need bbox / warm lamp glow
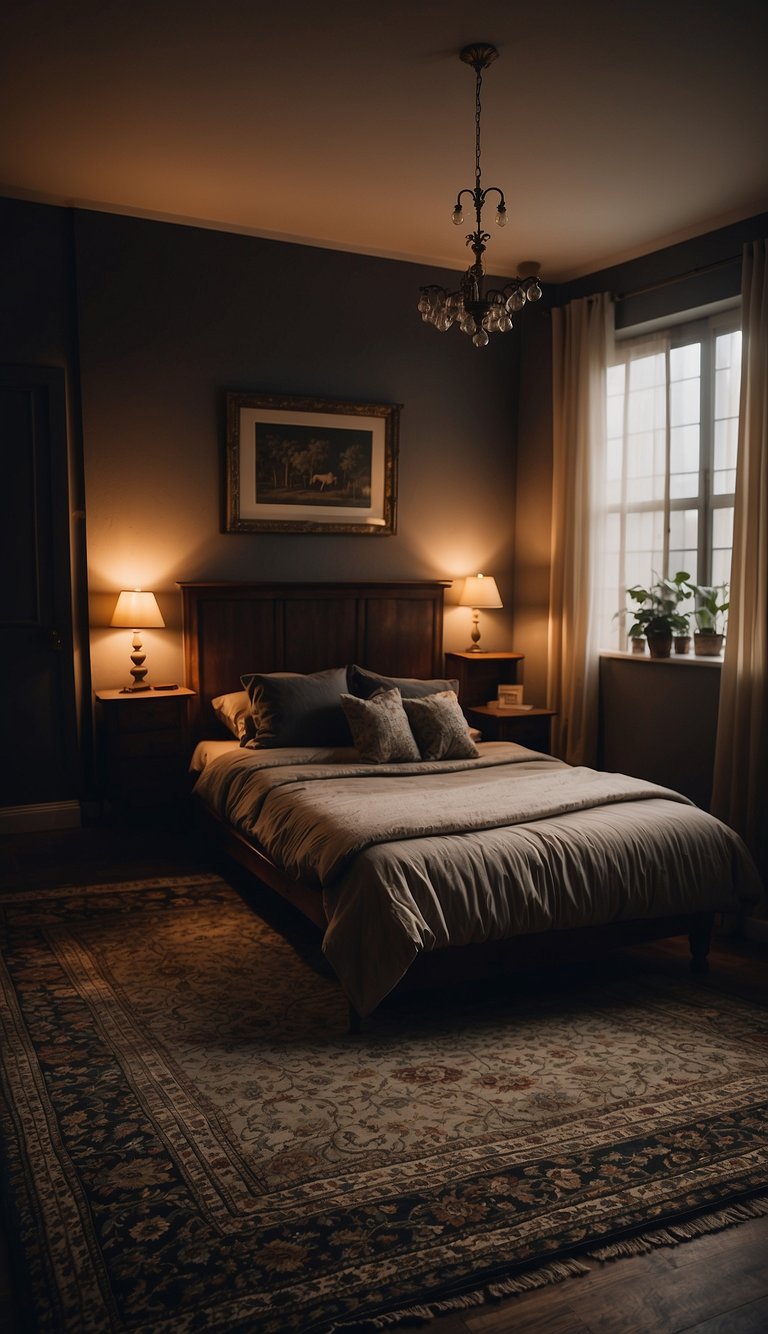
[110,590,165,629]
[459,573,502,652]
[110,589,165,690]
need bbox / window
[595,311,741,650]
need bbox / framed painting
[224,392,400,534]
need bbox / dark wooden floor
[1,814,766,1333]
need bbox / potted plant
[690,583,729,656]
[623,571,691,659]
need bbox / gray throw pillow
[241,667,351,748]
[340,688,421,763]
[347,663,460,700]
[403,691,480,761]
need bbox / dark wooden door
[0,365,79,807]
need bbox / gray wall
[71,210,521,687]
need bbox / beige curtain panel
[548,292,613,766]
[711,240,768,893]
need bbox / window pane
[669,508,698,555]
[716,329,742,371]
[670,342,700,380]
[715,363,741,420]
[626,429,666,502]
[670,378,700,427]
[712,506,733,552]
[711,528,732,589]
[670,424,700,476]
[714,416,738,473]
[625,510,664,587]
[629,352,664,389]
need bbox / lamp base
[464,644,489,653]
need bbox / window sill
[599,650,723,667]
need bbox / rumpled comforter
[193,742,762,1015]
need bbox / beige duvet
[192,742,762,1015]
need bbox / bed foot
[348,1004,362,1035]
[688,914,713,974]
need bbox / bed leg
[689,913,713,974]
[348,1004,362,1036]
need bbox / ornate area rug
[1,876,767,1332]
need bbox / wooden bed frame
[180,580,713,1026]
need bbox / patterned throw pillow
[403,690,480,761]
[340,688,421,763]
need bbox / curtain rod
[617,254,741,301]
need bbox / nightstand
[465,703,557,753]
[95,687,195,807]
[445,651,525,709]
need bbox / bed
[181,580,762,1025]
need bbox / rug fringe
[332,1257,591,1329]
[331,1196,768,1331]
[587,1194,768,1261]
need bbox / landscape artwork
[254,422,373,509]
[224,392,399,534]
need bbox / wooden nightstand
[95,687,195,807]
[465,703,557,753]
[444,651,525,709]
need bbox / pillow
[347,663,460,700]
[403,690,480,761]
[241,667,351,748]
[210,690,254,740]
[340,688,421,763]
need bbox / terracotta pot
[647,631,672,659]
[694,632,724,657]
[674,635,691,655]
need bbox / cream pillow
[211,690,253,741]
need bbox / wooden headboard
[179,580,451,741]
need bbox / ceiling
[2,0,767,283]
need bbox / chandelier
[418,43,542,347]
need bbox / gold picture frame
[224,391,400,535]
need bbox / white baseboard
[742,915,768,944]
[0,801,82,834]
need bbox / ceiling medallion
[418,43,542,347]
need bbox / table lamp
[459,574,502,652]
[111,589,165,691]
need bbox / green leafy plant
[623,571,692,641]
[690,582,729,635]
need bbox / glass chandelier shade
[418,44,542,347]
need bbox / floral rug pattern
[1,876,767,1331]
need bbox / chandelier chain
[417,43,543,347]
[475,66,483,192]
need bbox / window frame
[605,306,740,651]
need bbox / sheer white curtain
[599,332,672,652]
[548,293,613,765]
[711,239,768,890]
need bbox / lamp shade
[110,590,165,628]
[459,574,502,609]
